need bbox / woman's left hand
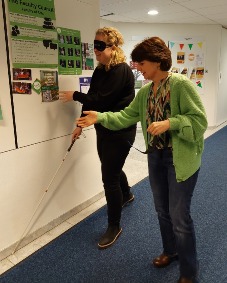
[147,120,170,135]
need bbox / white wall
[101,19,227,128]
[216,28,227,125]
[0,0,102,258]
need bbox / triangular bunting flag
[179,44,184,50]
[196,81,202,88]
[169,42,175,49]
[188,44,193,50]
[197,42,203,49]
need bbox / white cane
[12,139,76,254]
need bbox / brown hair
[95,27,126,70]
[131,37,172,71]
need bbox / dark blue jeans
[148,148,199,279]
[96,127,136,226]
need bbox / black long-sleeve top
[73,62,136,133]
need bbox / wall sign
[8,0,58,68]
[57,27,82,75]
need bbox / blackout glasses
[94,40,112,51]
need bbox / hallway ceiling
[100,0,227,28]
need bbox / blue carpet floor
[1,127,227,283]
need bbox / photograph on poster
[74,37,80,45]
[66,35,73,44]
[12,82,32,94]
[177,52,185,64]
[60,59,66,68]
[170,67,180,73]
[75,48,80,56]
[196,67,204,79]
[190,68,196,79]
[68,60,74,68]
[13,68,32,80]
[181,67,188,76]
[58,34,65,44]
[188,53,195,61]
[68,48,73,56]
[59,47,65,56]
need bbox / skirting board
[0,191,105,261]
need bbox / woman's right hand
[59,91,74,102]
[72,127,82,141]
[76,111,98,128]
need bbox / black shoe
[98,225,122,249]
[122,192,134,207]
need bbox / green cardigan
[97,73,208,182]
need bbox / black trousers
[96,127,136,225]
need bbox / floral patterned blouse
[146,73,172,149]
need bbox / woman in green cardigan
[77,37,208,283]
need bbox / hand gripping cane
[12,139,76,254]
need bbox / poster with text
[57,27,82,75]
[40,70,59,102]
[81,43,94,70]
[79,77,91,94]
[169,39,205,94]
[8,0,58,68]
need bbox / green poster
[8,0,58,68]
[85,58,94,70]
[32,78,41,94]
[8,0,56,19]
[0,105,3,120]
[57,27,82,75]
[40,70,59,102]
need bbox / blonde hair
[95,27,126,71]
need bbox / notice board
[1,0,99,148]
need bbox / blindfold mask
[94,40,112,51]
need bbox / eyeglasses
[94,40,112,51]
[128,136,159,154]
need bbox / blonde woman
[59,27,136,249]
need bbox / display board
[1,0,99,148]
[169,37,206,95]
